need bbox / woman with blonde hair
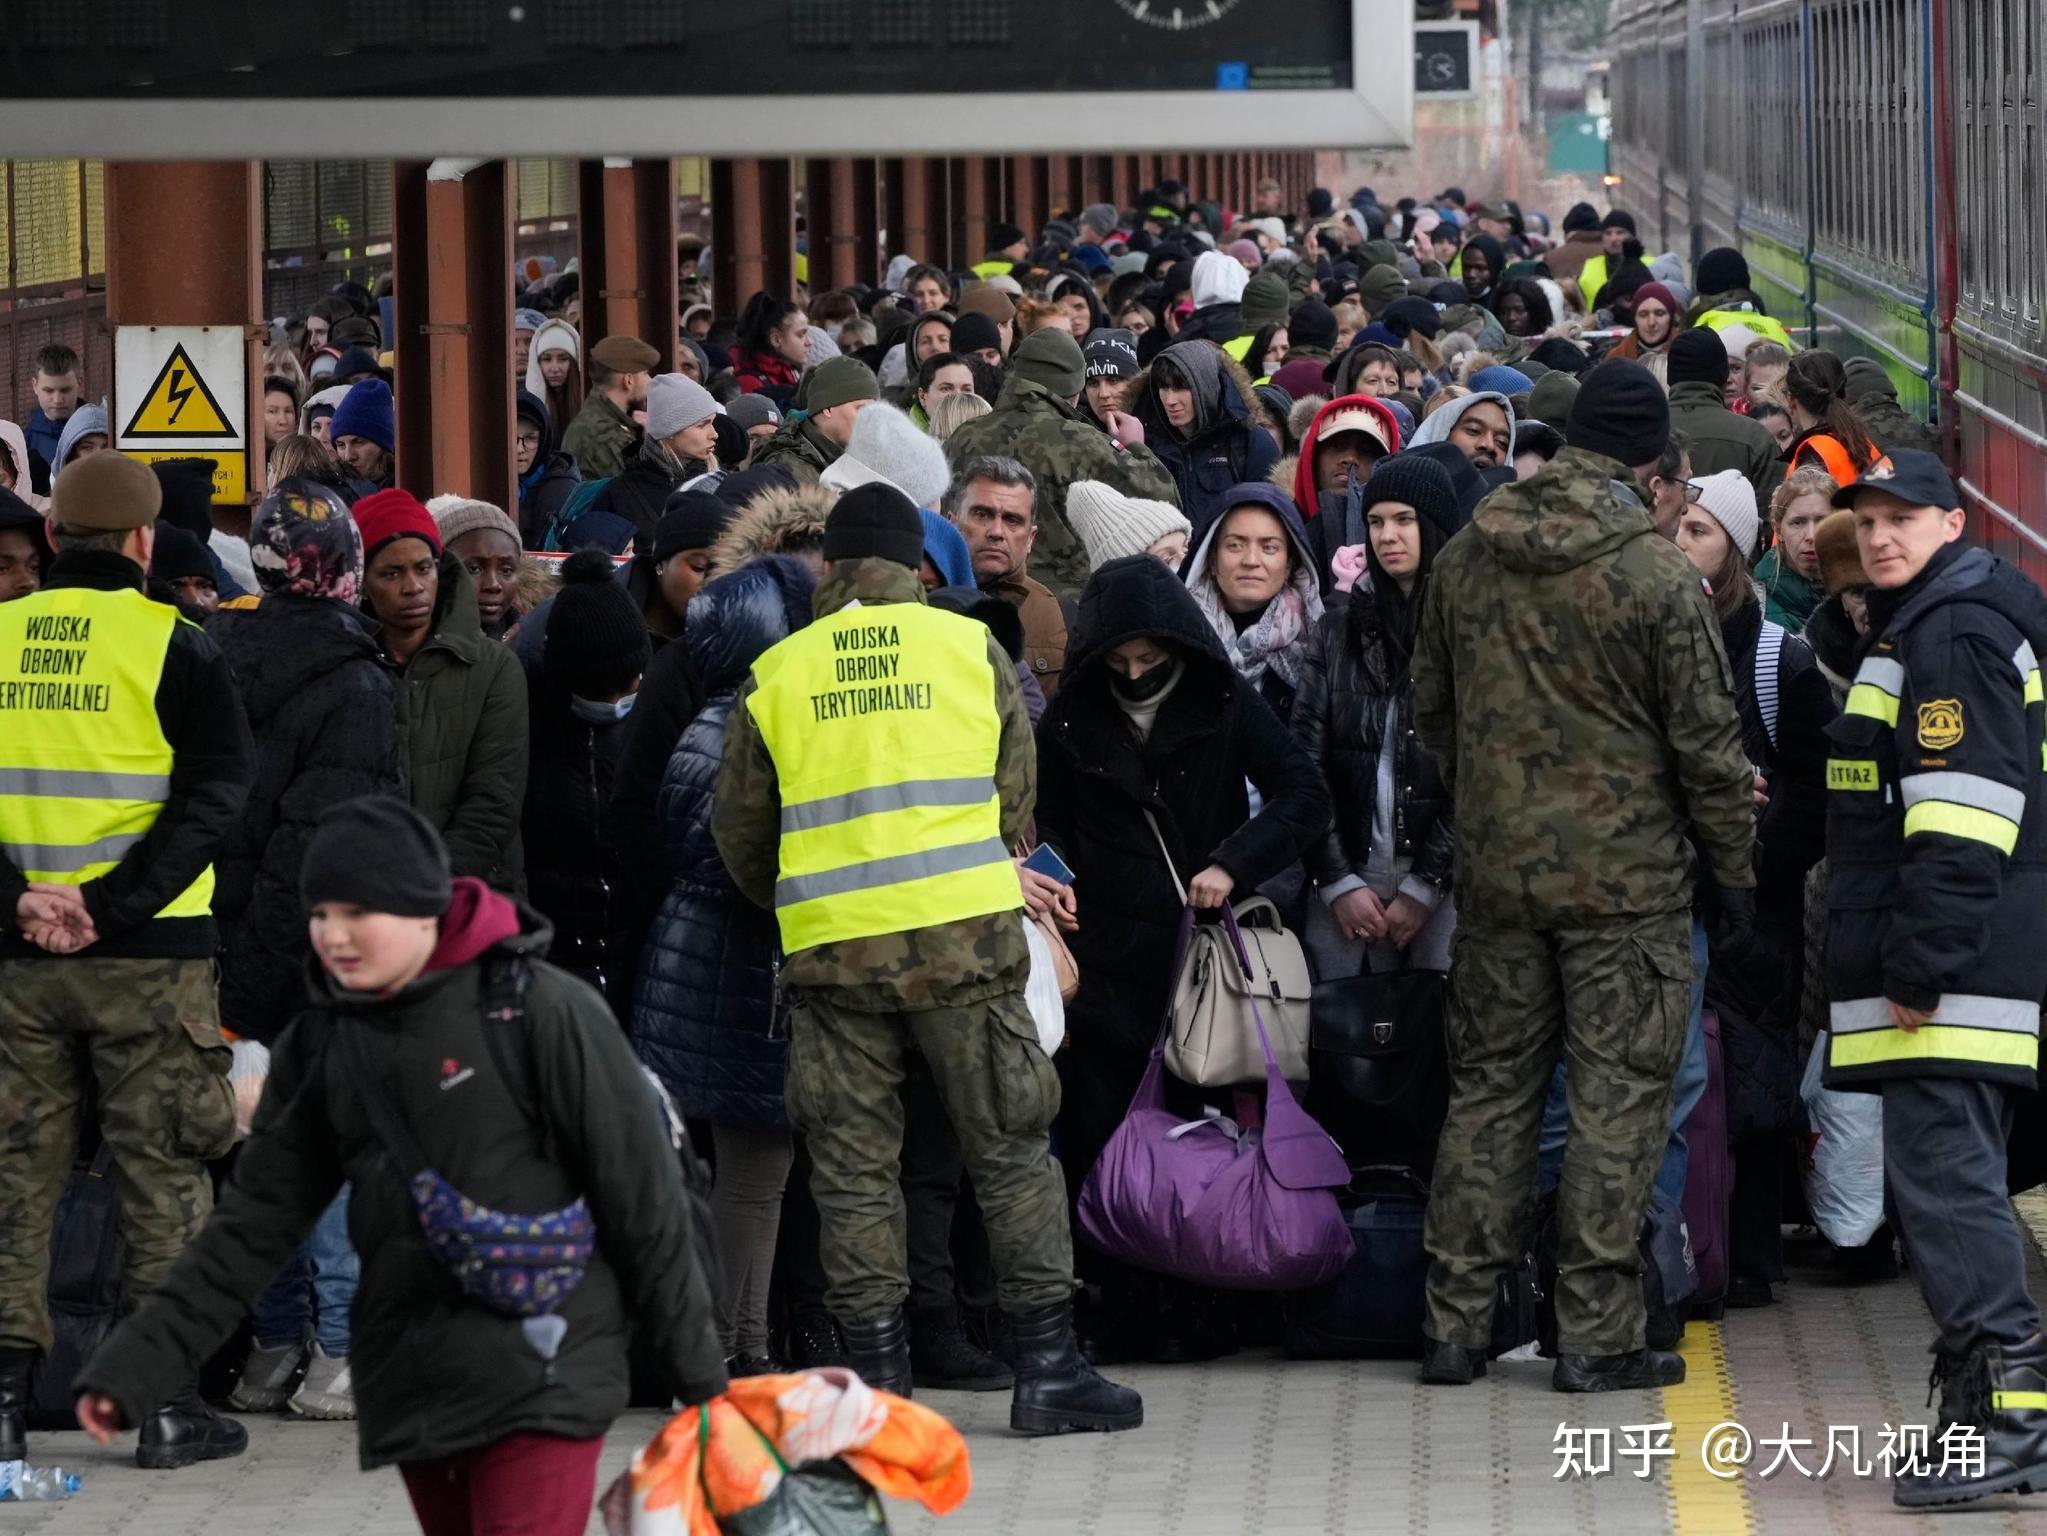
[926,390,992,441]
[1756,465,1835,632]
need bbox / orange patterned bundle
[600,1368,972,1535]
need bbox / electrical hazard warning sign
[123,343,237,438]
[115,325,248,504]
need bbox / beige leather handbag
[1145,811,1312,1086]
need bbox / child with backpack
[74,796,727,1536]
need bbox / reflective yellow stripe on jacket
[1828,994,2042,1073]
[0,586,213,918]
[746,602,1019,953]
[1844,654,1904,726]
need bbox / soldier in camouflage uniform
[1844,356,1941,457]
[712,483,1141,1435]
[942,326,1180,602]
[749,356,880,487]
[0,453,254,1467]
[1410,362,1755,1393]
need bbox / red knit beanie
[351,488,443,561]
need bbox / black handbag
[1305,968,1449,1179]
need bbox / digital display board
[0,1,1413,155]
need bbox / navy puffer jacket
[631,556,817,1125]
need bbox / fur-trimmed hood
[512,555,560,621]
[704,481,839,581]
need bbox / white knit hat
[819,402,950,508]
[644,373,720,440]
[1065,480,1192,570]
[1688,468,1761,560]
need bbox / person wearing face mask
[1182,482,1325,723]
[1130,339,1281,532]
[1407,389,1516,472]
[523,548,652,1015]
[1035,553,1328,1362]
[355,490,529,892]
[1296,456,1462,986]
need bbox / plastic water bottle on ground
[0,1459,83,1500]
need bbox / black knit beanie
[1565,360,1671,469]
[1288,299,1339,352]
[1668,327,1730,389]
[1362,453,1461,544]
[1694,246,1750,296]
[544,548,652,697]
[302,795,451,917]
[653,490,733,563]
[822,482,925,570]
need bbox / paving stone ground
[8,1214,2046,1536]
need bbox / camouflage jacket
[1413,446,1755,928]
[1854,394,1940,457]
[712,559,1034,1011]
[748,417,840,485]
[942,377,1180,603]
[559,392,635,481]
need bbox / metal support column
[805,157,852,293]
[712,159,795,309]
[390,159,514,509]
[1011,156,1047,238]
[951,156,1003,266]
[1112,155,1137,213]
[885,157,948,269]
[104,160,263,519]
[578,158,678,368]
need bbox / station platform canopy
[0,0,1413,156]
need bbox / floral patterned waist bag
[337,955,596,1360]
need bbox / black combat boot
[1552,1347,1687,1393]
[839,1310,913,1398]
[136,1388,249,1470]
[0,1350,32,1462]
[1007,1300,1143,1436]
[1419,1337,1487,1386]
[1895,1337,2047,1507]
[783,1311,848,1369]
[910,1306,1012,1392]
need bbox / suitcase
[1682,1006,1733,1306]
[1282,1167,1428,1359]
[28,1146,125,1429]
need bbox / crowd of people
[1,171,2043,1531]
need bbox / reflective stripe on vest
[1579,253,1609,309]
[0,586,214,919]
[1844,654,1904,726]
[1901,771,2026,853]
[1829,994,2042,1073]
[746,602,1019,953]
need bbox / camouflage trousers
[784,990,1074,1322]
[0,958,236,1353]
[1422,914,1692,1354]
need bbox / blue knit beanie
[330,377,396,454]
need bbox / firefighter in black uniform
[1822,449,2047,1507]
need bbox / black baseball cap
[1832,449,1960,510]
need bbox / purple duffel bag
[1078,905,1354,1292]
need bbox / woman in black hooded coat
[632,555,816,1373]
[1035,555,1328,1361]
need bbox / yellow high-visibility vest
[970,259,1012,280]
[1221,333,1255,365]
[1580,253,1611,309]
[0,585,214,918]
[1694,308,1797,352]
[746,601,1019,953]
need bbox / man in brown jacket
[944,454,1074,699]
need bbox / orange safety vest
[1790,433,1880,488]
